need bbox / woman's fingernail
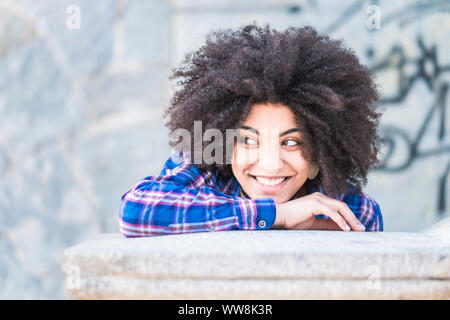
[360,224,365,231]
[345,225,350,231]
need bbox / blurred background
[0,0,449,299]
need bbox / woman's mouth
[250,175,291,193]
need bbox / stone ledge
[63,278,450,300]
[62,218,450,299]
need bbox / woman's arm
[272,187,383,232]
[118,157,276,237]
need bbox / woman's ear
[308,163,319,180]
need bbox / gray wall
[0,0,449,299]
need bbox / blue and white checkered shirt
[119,152,383,237]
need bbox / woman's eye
[240,137,257,145]
[282,139,299,147]
[238,136,299,147]
[245,137,258,145]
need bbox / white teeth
[255,176,286,186]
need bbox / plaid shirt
[119,152,383,237]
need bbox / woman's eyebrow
[280,128,299,136]
[240,126,298,137]
[240,125,259,135]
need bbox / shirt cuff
[233,197,276,230]
[253,198,276,229]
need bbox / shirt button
[210,225,216,231]
[258,220,267,228]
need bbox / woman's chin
[272,196,290,204]
[248,191,290,204]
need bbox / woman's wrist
[272,202,286,228]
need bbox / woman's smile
[250,174,292,193]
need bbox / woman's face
[231,103,312,204]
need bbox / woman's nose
[256,143,283,171]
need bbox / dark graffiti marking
[338,2,450,214]
[368,37,450,214]
[322,0,450,214]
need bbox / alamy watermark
[66,5,81,30]
[365,264,381,290]
[171,121,288,166]
[366,5,381,30]
[62,264,81,290]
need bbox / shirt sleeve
[345,191,383,232]
[362,196,383,232]
[118,156,276,237]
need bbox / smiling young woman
[118,24,383,237]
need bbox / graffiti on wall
[319,0,450,214]
[369,37,450,214]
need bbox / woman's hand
[273,192,366,231]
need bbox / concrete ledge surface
[62,218,450,299]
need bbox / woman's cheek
[234,146,258,166]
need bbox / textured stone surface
[64,278,450,300]
[0,0,171,299]
[62,218,450,299]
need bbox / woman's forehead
[239,125,300,137]
[242,103,299,131]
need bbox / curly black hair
[164,23,382,198]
